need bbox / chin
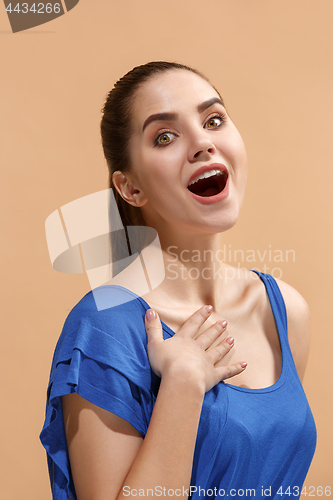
[188,211,240,237]
[211,200,243,234]
[214,216,239,235]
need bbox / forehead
[131,70,220,127]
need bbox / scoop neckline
[135,271,287,394]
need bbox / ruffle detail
[40,306,155,499]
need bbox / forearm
[117,373,205,499]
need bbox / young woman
[40,62,316,500]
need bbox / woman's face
[124,69,248,236]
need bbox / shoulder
[65,285,147,331]
[274,277,311,381]
[54,286,149,365]
[47,285,153,414]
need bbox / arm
[275,278,311,382]
[62,307,247,500]
[62,376,203,500]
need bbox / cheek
[224,122,247,160]
[138,147,184,188]
[227,132,248,171]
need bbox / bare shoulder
[274,277,311,382]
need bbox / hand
[145,306,247,394]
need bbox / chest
[160,304,283,390]
[190,378,317,491]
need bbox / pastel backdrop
[1,1,332,498]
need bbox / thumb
[145,309,163,343]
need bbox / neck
[151,229,243,310]
[108,225,247,311]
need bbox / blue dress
[40,272,316,499]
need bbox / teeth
[188,169,224,186]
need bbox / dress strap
[251,271,288,339]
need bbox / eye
[205,115,225,129]
[154,131,175,147]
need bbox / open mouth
[187,170,228,197]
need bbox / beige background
[1,1,332,498]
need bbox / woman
[40,62,316,500]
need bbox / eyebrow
[197,97,225,113]
[142,97,225,132]
[142,112,178,132]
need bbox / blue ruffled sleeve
[40,286,158,500]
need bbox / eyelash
[154,130,175,147]
[206,114,227,129]
[153,113,226,147]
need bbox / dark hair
[100,62,220,273]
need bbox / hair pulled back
[100,61,210,228]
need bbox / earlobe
[112,171,148,207]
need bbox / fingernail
[219,320,228,328]
[146,309,157,321]
[205,305,213,313]
[225,336,234,345]
[240,362,247,368]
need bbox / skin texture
[62,69,311,500]
[113,70,248,236]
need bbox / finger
[196,321,228,350]
[216,361,247,382]
[206,335,234,363]
[178,305,213,338]
[145,309,163,345]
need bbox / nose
[187,130,216,163]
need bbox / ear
[112,171,148,207]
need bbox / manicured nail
[225,336,234,345]
[240,362,247,368]
[146,309,157,321]
[219,320,228,328]
[205,305,213,313]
